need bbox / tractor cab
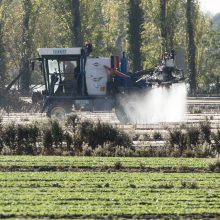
[37,47,89,118]
[36,47,115,119]
[38,48,84,98]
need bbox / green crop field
[0,156,215,168]
[1,172,220,218]
[0,156,220,219]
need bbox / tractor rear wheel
[115,104,129,124]
[115,100,139,124]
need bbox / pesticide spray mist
[120,83,187,124]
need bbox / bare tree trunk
[71,0,83,47]
[186,0,197,95]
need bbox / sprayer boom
[134,50,185,88]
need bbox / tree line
[0,0,219,95]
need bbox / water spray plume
[121,83,187,124]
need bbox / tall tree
[80,0,128,56]
[159,0,184,52]
[71,0,82,47]
[20,0,41,94]
[0,0,11,91]
[159,0,167,51]
[52,0,83,47]
[128,0,144,72]
[20,0,34,94]
[166,0,185,50]
[186,0,197,95]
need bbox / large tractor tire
[47,104,71,121]
[115,100,138,124]
[115,104,129,124]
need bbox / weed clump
[153,131,162,141]
[168,128,187,155]
[51,120,63,147]
[158,182,174,189]
[104,183,110,188]
[180,180,198,189]
[200,120,211,144]
[2,123,17,153]
[42,128,53,155]
[167,121,216,158]
[0,114,133,156]
[129,184,136,188]
[114,161,123,170]
[1,123,39,155]
[211,131,220,158]
[208,161,220,172]
[77,120,132,149]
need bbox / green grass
[0,156,215,168]
[0,172,219,218]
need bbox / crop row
[0,156,216,169]
[0,172,219,218]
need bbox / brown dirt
[0,213,219,219]
[0,165,213,173]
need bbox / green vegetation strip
[0,156,215,169]
[0,172,219,218]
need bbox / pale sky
[199,0,220,14]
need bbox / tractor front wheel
[47,105,70,121]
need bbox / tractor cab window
[48,60,77,74]
[48,60,60,74]
[47,59,79,96]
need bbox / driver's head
[65,62,75,73]
[64,62,75,81]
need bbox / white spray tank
[85,58,111,95]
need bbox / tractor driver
[162,51,175,81]
[62,61,78,95]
